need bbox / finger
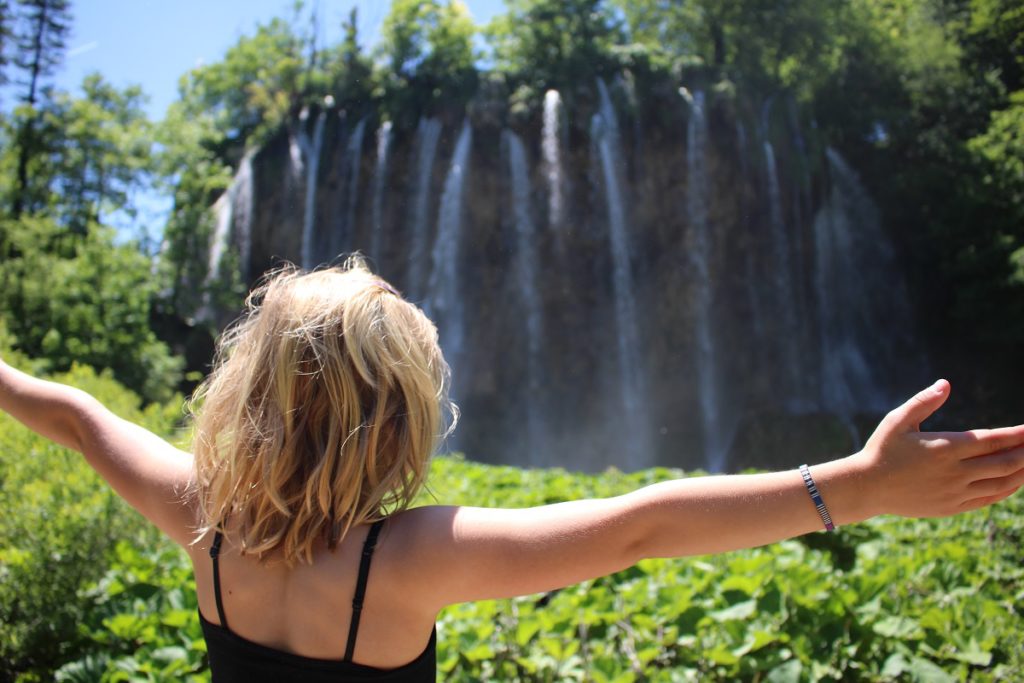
[959,485,1021,512]
[965,461,1024,497]
[885,380,950,431]
[937,424,1024,459]
[962,446,1024,479]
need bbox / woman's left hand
[854,379,1024,518]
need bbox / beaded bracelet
[799,464,836,532]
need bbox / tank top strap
[344,519,385,662]
[209,530,229,630]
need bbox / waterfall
[207,185,233,281]
[542,89,565,230]
[407,118,443,298]
[329,117,366,259]
[233,152,255,281]
[215,85,929,473]
[735,122,766,341]
[370,120,393,262]
[685,92,732,472]
[297,107,327,269]
[592,79,650,468]
[427,121,473,374]
[207,150,254,281]
[288,130,304,179]
[199,151,256,322]
[815,148,912,431]
[763,139,806,408]
[505,130,545,464]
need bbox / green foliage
[0,71,161,250]
[969,90,1024,209]
[958,0,1023,93]
[0,362,182,682]
[54,541,206,683]
[153,100,235,318]
[8,0,72,106]
[6,0,73,220]
[0,102,55,215]
[425,457,1024,681]
[44,74,154,234]
[0,432,1020,681]
[0,0,11,96]
[613,0,857,100]
[487,0,625,105]
[0,217,183,403]
[176,17,308,147]
[0,70,184,405]
[829,0,1024,378]
[321,8,375,114]
[378,0,478,123]
[13,453,1018,681]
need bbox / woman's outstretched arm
[393,380,1024,609]
[0,357,195,545]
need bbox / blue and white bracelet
[799,464,836,532]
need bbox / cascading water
[763,138,806,408]
[407,118,443,298]
[296,107,327,269]
[329,117,366,259]
[207,185,234,282]
[199,151,255,322]
[592,79,650,468]
[427,121,473,376]
[684,91,733,472]
[542,89,565,230]
[505,130,545,464]
[814,148,914,439]
[735,122,766,341]
[207,150,254,282]
[219,85,924,473]
[288,129,304,182]
[370,120,393,262]
[232,152,255,281]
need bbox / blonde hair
[189,255,456,564]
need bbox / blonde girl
[2,256,1023,681]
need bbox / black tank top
[199,520,436,682]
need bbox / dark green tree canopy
[378,0,478,121]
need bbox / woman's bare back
[188,516,437,670]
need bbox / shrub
[0,362,182,682]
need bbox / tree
[378,0,478,122]
[0,216,183,403]
[10,0,71,218]
[46,74,153,234]
[957,0,1023,94]
[177,17,307,147]
[1,73,156,234]
[323,7,374,112]
[0,0,12,97]
[613,0,855,101]
[153,98,233,317]
[487,0,624,92]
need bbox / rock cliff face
[208,79,923,472]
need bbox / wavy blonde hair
[189,256,456,564]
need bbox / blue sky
[54,0,507,120]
